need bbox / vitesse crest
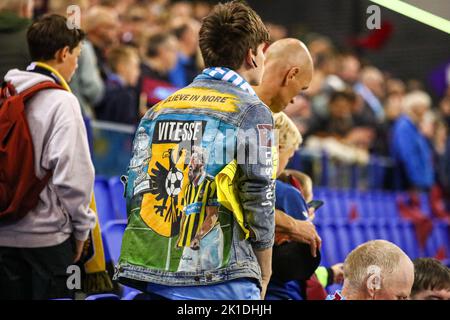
[131,120,206,238]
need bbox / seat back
[108,176,127,220]
[94,177,115,227]
[102,219,127,264]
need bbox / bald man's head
[342,240,414,300]
[256,38,313,113]
[265,38,313,71]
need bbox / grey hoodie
[0,70,96,248]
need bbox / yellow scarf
[215,160,250,239]
[35,62,112,293]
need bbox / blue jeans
[146,278,260,300]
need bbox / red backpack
[0,81,64,225]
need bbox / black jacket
[0,12,31,81]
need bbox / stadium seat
[361,219,377,242]
[109,176,127,220]
[94,177,115,227]
[312,187,331,224]
[85,293,121,300]
[317,222,340,266]
[349,222,366,249]
[385,220,404,248]
[425,221,450,258]
[374,218,391,242]
[382,192,399,220]
[355,192,374,219]
[335,222,352,262]
[338,189,357,221]
[398,221,421,259]
[326,188,343,219]
[315,224,328,266]
[122,289,143,300]
[419,192,432,217]
[102,219,127,264]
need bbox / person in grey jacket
[0,14,96,300]
[0,0,33,81]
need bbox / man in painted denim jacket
[115,1,275,300]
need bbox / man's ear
[283,67,300,86]
[366,272,382,299]
[245,48,256,69]
[55,46,71,63]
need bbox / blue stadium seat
[327,188,344,219]
[355,192,375,219]
[109,176,127,220]
[385,220,404,248]
[425,222,440,257]
[419,192,432,217]
[335,222,352,262]
[338,189,357,221]
[85,293,121,300]
[398,221,421,259]
[315,223,328,267]
[102,219,127,264]
[317,222,340,266]
[313,187,331,224]
[122,289,143,300]
[382,192,399,220]
[94,177,115,227]
[425,221,450,258]
[374,218,391,242]
[362,219,378,242]
[349,222,366,249]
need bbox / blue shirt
[266,180,309,300]
[390,115,434,190]
[326,290,345,300]
[275,180,309,221]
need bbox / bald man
[256,38,321,266]
[328,240,415,300]
[255,38,314,113]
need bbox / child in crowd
[96,45,141,125]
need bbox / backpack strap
[0,81,17,101]
[20,81,65,102]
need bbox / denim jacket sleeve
[235,103,275,250]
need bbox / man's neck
[38,60,67,82]
[254,85,274,107]
[341,286,366,300]
[235,66,257,87]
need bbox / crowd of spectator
[1,0,448,198]
[0,0,449,301]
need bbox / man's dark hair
[172,24,189,40]
[27,14,85,61]
[199,0,270,70]
[412,258,450,295]
[329,89,357,104]
[146,33,172,58]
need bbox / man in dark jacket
[0,0,33,80]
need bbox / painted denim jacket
[115,76,276,288]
